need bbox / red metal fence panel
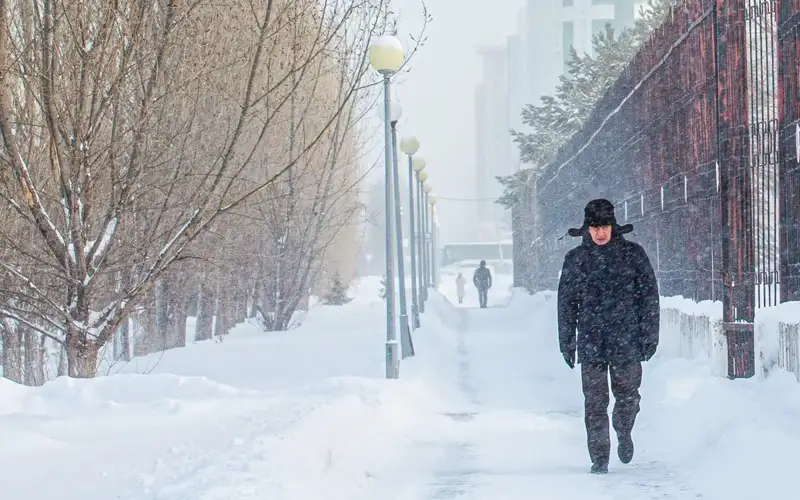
[515,0,800,378]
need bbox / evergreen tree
[323,272,352,305]
[497,0,673,209]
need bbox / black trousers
[477,288,488,308]
[580,362,642,464]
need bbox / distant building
[525,0,640,107]
[474,46,509,234]
[472,0,644,240]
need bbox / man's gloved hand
[561,350,575,369]
[642,341,658,361]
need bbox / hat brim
[568,223,634,237]
[588,217,616,227]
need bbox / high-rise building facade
[472,0,643,239]
[526,0,640,106]
[474,46,510,240]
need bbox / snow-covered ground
[1,276,800,499]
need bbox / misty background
[360,0,643,271]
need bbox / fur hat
[567,198,633,237]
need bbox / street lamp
[418,171,430,300]
[429,194,439,288]
[423,181,433,288]
[400,138,421,329]
[411,156,427,312]
[369,34,404,380]
[384,104,414,360]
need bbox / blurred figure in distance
[472,260,492,309]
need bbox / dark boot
[617,432,634,464]
[590,460,608,474]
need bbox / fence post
[777,0,800,302]
[715,0,756,378]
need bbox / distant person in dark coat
[473,260,492,308]
[557,199,660,474]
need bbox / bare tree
[0,0,405,378]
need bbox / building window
[563,0,573,5]
[562,21,574,72]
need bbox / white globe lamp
[369,35,405,73]
[400,136,420,156]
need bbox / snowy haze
[388,0,529,244]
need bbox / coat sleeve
[557,250,580,355]
[634,245,660,345]
[487,269,493,288]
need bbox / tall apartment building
[526,0,639,107]
[474,46,510,240]
[473,0,642,239]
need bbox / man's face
[588,225,612,245]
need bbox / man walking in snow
[473,260,492,308]
[557,199,660,474]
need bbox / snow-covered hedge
[658,296,727,377]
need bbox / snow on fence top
[660,295,723,321]
[756,301,800,325]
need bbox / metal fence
[778,0,800,302]
[515,0,800,378]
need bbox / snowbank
[658,296,726,377]
[497,289,800,497]
[756,300,800,379]
[639,359,800,498]
[0,276,461,500]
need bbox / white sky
[377,0,528,243]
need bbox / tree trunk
[23,326,36,386]
[35,335,46,385]
[214,296,230,337]
[172,298,187,348]
[114,319,131,362]
[1,321,23,383]
[155,278,170,350]
[57,344,68,377]
[65,329,99,378]
[234,283,247,323]
[298,286,310,311]
[135,301,158,356]
[195,277,214,341]
[249,281,260,318]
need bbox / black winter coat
[557,229,659,364]
[473,267,492,290]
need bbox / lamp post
[418,171,429,302]
[369,35,404,380]
[383,103,414,359]
[413,161,427,310]
[429,194,438,287]
[400,138,422,329]
[423,181,433,288]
